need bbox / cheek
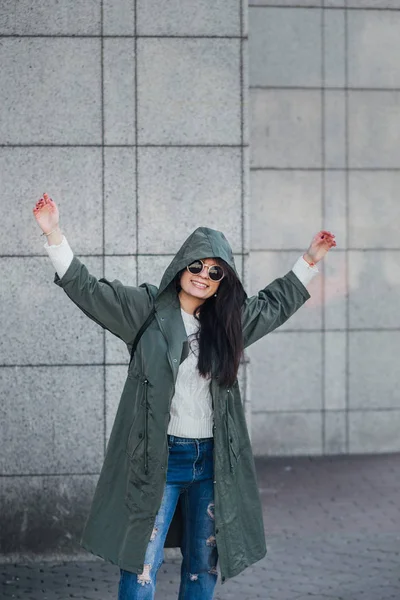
[180,271,191,290]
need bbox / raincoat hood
[157,227,241,300]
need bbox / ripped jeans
[118,435,218,600]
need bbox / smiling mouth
[191,280,209,289]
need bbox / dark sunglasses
[186,260,225,282]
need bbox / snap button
[215,528,219,534]
[138,433,143,438]
[173,358,177,363]
[227,389,230,393]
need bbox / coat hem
[220,547,267,583]
[80,538,267,582]
[80,539,142,575]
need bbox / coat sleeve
[54,255,153,344]
[242,270,311,349]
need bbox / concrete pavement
[2,454,400,600]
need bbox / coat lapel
[155,301,189,383]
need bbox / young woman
[33,193,336,600]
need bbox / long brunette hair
[177,259,246,388]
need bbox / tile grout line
[101,0,107,459]
[0,34,247,39]
[250,167,400,171]
[4,248,400,259]
[248,4,400,11]
[344,0,350,454]
[0,143,248,148]
[0,472,102,478]
[235,248,400,252]
[240,0,245,286]
[251,85,400,91]
[252,407,400,415]
[321,0,326,455]
[0,364,130,368]
[6,145,400,153]
[240,0,247,418]
[135,0,139,283]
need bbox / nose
[199,266,209,279]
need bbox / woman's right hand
[33,193,60,234]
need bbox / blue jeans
[118,435,218,600]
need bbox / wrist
[41,224,60,236]
[43,225,63,246]
[303,253,316,267]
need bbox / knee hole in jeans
[137,564,152,586]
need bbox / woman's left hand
[304,230,336,265]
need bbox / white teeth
[192,281,207,289]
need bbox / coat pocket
[126,378,148,459]
[227,413,241,469]
[126,413,145,460]
[226,390,241,473]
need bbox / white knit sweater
[168,309,214,438]
[44,236,318,439]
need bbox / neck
[178,289,205,315]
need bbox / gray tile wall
[248,1,400,456]
[0,0,247,560]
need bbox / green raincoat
[54,227,310,583]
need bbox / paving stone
[1,455,400,599]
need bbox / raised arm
[242,230,336,348]
[33,193,153,344]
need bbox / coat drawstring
[144,379,149,475]
[227,389,233,472]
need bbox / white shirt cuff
[44,235,74,278]
[291,255,319,288]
